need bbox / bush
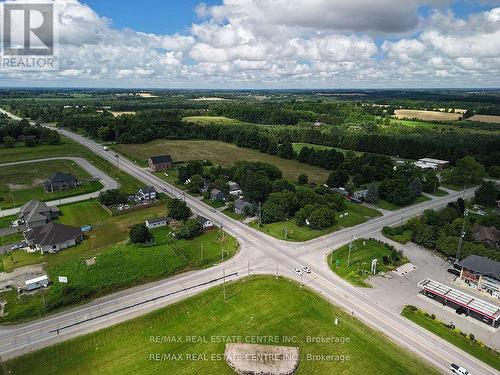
[98,189,129,206]
[129,224,153,244]
[297,173,308,185]
[174,219,202,239]
[167,199,191,220]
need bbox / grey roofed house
[25,222,83,254]
[210,188,224,201]
[196,215,214,229]
[17,200,60,229]
[472,224,500,248]
[42,172,78,192]
[458,255,500,281]
[234,199,255,215]
[149,155,173,164]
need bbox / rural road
[0,156,119,217]
[0,108,495,375]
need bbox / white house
[25,275,49,291]
[196,216,214,230]
[145,217,168,229]
[136,186,157,201]
[228,181,243,196]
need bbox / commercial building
[418,278,500,327]
[457,255,500,298]
[413,158,450,170]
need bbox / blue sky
[82,0,221,34]
[0,0,499,88]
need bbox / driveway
[0,157,119,217]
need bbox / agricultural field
[250,201,381,242]
[4,276,439,375]
[0,159,103,209]
[469,115,500,124]
[0,138,143,192]
[0,226,238,323]
[114,139,331,183]
[327,239,408,287]
[394,109,463,121]
[292,142,363,156]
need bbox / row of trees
[0,118,61,147]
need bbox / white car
[293,267,302,276]
[302,266,311,274]
[450,363,469,375]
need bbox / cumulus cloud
[0,0,499,87]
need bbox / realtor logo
[1,1,58,70]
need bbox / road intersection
[0,110,495,374]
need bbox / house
[234,199,255,216]
[353,189,368,201]
[228,181,243,196]
[42,172,78,192]
[136,186,157,201]
[332,187,349,196]
[472,224,500,248]
[196,216,214,230]
[24,222,83,254]
[148,155,173,171]
[25,275,49,291]
[210,188,225,201]
[457,255,500,298]
[145,217,168,229]
[16,200,60,229]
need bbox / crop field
[114,140,331,183]
[0,159,102,209]
[292,142,364,156]
[394,109,462,121]
[469,115,500,124]
[327,239,407,287]
[250,201,381,242]
[4,276,439,375]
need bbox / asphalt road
[0,109,494,375]
[0,156,119,217]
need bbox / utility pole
[247,261,250,276]
[455,209,468,263]
[258,202,262,229]
[221,247,224,262]
[276,263,279,279]
[347,235,356,267]
[200,243,203,263]
[284,225,288,241]
[223,268,227,302]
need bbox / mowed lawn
[4,276,439,375]
[374,195,431,211]
[292,142,363,156]
[328,239,407,287]
[182,116,242,125]
[250,201,381,242]
[0,159,103,209]
[114,140,331,183]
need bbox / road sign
[58,276,68,283]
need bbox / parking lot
[365,232,500,350]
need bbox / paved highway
[0,109,494,374]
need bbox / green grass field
[0,139,143,193]
[250,201,381,242]
[374,195,431,211]
[328,239,407,287]
[401,306,500,371]
[3,276,439,375]
[428,188,448,197]
[292,142,364,156]
[114,139,331,183]
[0,227,238,323]
[0,159,103,209]
[0,215,15,229]
[182,116,242,125]
[0,231,22,246]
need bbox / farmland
[182,116,242,125]
[469,115,500,124]
[114,139,331,183]
[394,109,463,121]
[0,159,103,209]
[292,142,364,156]
[4,276,439,375]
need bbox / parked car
[293,267,302,276]
[302,266,311,274]
[450,363,469,375]
[447,268,460,276]
[10,243,23,250]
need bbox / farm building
[25,275,49,291]
[145,217,168,229]
[148,155,173,171]
[42,172,78,192]
[24,222,84,254]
